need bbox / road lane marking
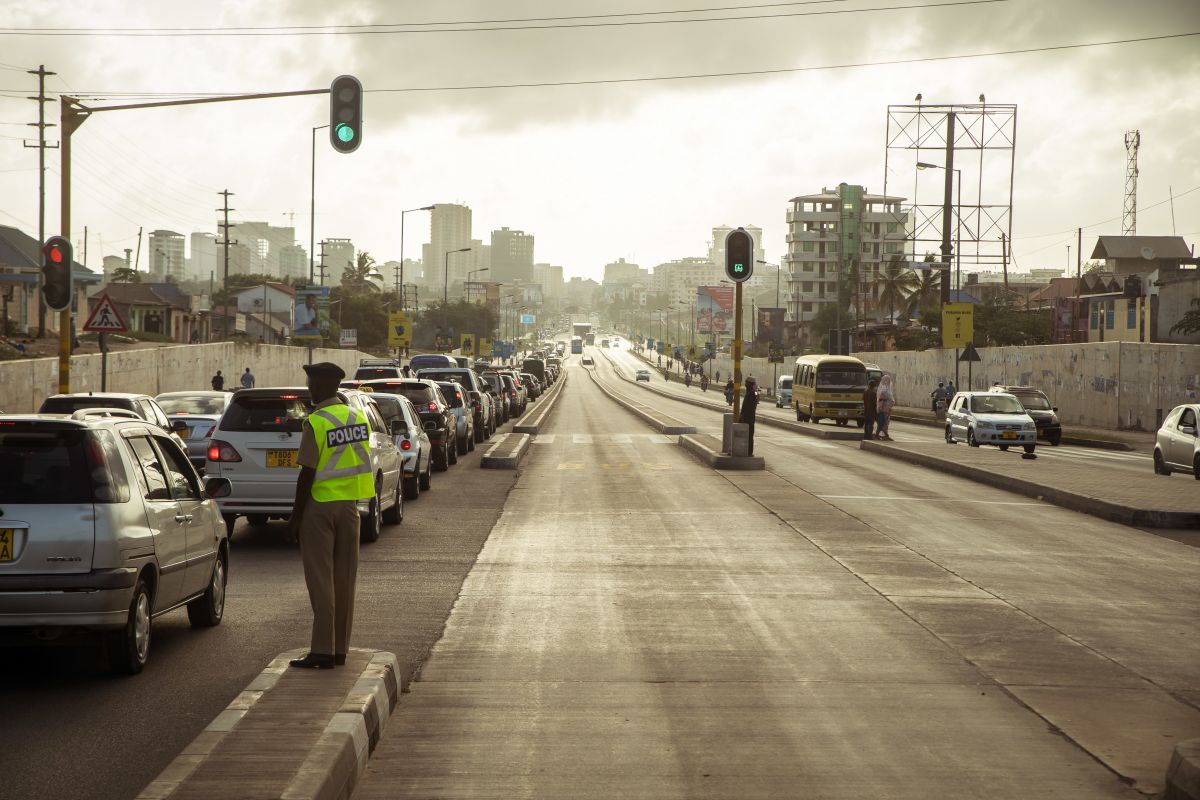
[557,462,584,470]
[816,494,1045,506]
[572,434,593,444]
[532,435,556,444]
[610,434,632,444]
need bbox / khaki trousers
[299,499,361,656]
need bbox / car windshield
[157,395,225,415]
[40,396,136,414]
[220,394,314,432]
[971,395,1026,414]
[816,367,867,391]
[1013,392,1052,410]
[389,385,436,405]
[0,426,99,504]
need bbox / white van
[776,375,793,408]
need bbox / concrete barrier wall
[0,343,374,414]
[855,342,1200,431]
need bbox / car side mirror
[389,419,407,436]
[1183,425,1197,436]
[1052,407,1058,412]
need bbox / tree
[1083,260,1106,275]
[1170,297,1200,336]
[341,251,376,294]
[972,296,1050,346]
[872,256,918,322]
[109,267,140,284]
[906,268,941,318]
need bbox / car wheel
[1153,450,1171,476]
[383,476,404,524]
[1023,444,1036,455]
[467,430,476,451]
[945,426,955,444]
[1194,455,1200,480]
[448,435,459,465]
[999,444,1009,451]
[434,442,450,472]
[458,430,470,455]
[835,419,848,427]
[246,514,268,528]
[419,462,432,491]
[108,577,152,675]
[1048,433,1061,446]
[222,514,238,537]
[968,428,980,447]
[402,471,420,500]
[360,485,382,543]
[187,550,227,628]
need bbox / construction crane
[1123,130,1140,236]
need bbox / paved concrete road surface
[358,350,1199,798]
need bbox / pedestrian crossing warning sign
[83,293,128,333]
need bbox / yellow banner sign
[459,333,476,355]
[942,303,974,348]
[387,313,412,348]
[477,336,493,357]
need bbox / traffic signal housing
[724,227,754,283]
[329,75,363,154]
[42,235,73,312]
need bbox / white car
[944,391,1037,454]
[582,356,594,366]
[1153,403,1199,478]
[635,369,651,382]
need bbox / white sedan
[945,391,1037,455]
[1154,403,1199,478]
[635,369,650,382]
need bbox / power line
[0,0,1004,36]
[1014,184,1200,248]
[9,31,1193,100]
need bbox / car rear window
[158,395,226,415]
[436,382,465,407]
[0,425,112,504]
[369,383,435,405]
[220,394,314,432]
[40,396,138,415]
[418,370,471,386]
[355,367,400,380]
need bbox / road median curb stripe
[481,432,532,469]
[585,363,695,435]
[680,433,765,470]
[860,440,1200,529]
[137,648,400,800]
[513,371,568,434]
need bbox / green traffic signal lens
[336,123,355,143]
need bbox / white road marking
[816,495,1046,506]
[531,435,555,444]
[610,433,632,444]
[573,434,593,444]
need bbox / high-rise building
[422,203,473,291]
[652,257,721,308]
[784,183,909,326]
[278,244,308,282]
[320,238,355,286]
[490,227,535,284]
[148,230,186,282]
[229,221,296,276]
[189,232,218,281]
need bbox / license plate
[836,410,847,416]
[0,529,13,562]
[1001,431,1018,440]
[266,449,298,468]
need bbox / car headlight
[1023,421,1036,431]
[976,420,995,429]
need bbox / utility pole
[217,190,237,338]
[317,240,327,286]
[134,227,142,271]
[1000,233,1008,293]
[25,64,57,338]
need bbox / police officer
[287,362,374,670]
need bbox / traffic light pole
[732,281,743,421]
[56,86,336,392]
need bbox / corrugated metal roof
[1090,236,1192,260]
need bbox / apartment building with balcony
[784,183,909,326]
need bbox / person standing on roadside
[211,370,225,391]
[286,362,374,670]
[241,367,256,389]
[741,377,760,456]
[876,374,895,441]
[863,379,879,441]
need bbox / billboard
[520,313,536,325]
[339,329,357,348]
[293,285,330,338]
[942,303,974,348]
[756,307,785,345]
[696,286,734,334]
[460,333,476,355]
[387,312,412,348]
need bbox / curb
[680,433,765,470]
[889,412,1138,452]
[513,371,568,434]
[612,350,860,442]
[1166,739,1200,800]
[585,364,696,435]
[480,432,532,469]
[138,648,400,800]
[860,440,1200,529]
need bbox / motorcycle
[933,397,948,421]
[700,376,709,392]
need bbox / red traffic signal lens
[48,246,64,264]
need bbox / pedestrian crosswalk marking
[534,433,675,444]
[532,435,555,444]
[573,434,593,444]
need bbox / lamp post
[444,247,471,344]
[398,205,435,309]
[467,267,489,303]
[917,160,963,386]
[758,260,782,392]
[309,124,330,285]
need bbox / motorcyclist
[724,379,734,405]
[931,382,950,418]
[700,374,709,392]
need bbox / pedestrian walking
[946,380,956,398]
[211,370,225,391]
[863,379,879,440]
[724,379,734,405]
[741,377,760,456]
[286,362,374,670]
[876,374,895,441]
[241,367,256,389]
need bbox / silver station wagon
[0,411,230,674]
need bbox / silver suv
[0,411,231,674]
[205,388,404,542]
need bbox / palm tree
[341,251,376,294]
[872,255,918,323]
[906,268,941,318]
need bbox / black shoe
[289,653,335,670]
[335,654,347,666]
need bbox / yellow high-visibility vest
[306,403,374,502]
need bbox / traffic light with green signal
[42,235,73,312]
[724,227,754,283]
[329,75,363,154]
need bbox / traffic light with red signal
[42,235,73,312]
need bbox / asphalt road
[0,412,522,800]
[357,350,1197,798]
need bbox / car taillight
[400,439,412,451]
[511,391,517,398]
[208,439,242,462]
[427,402,438,411]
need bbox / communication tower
[1122,130,1140,236]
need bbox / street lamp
[916,161,962,294]
[444,246,471,338]
[467,267,489,304]
[309,124,330,285]
[758,259,783,392]
[399,205,435,310]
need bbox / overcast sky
[0,0,1197,282]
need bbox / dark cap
[302,361,346,380]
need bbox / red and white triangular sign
[83,293,128,333]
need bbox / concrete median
[680,433,764,470]
[480,432,532,469]
[513,370,568,434]
[585,363,696,435]
[137,647,399,800]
